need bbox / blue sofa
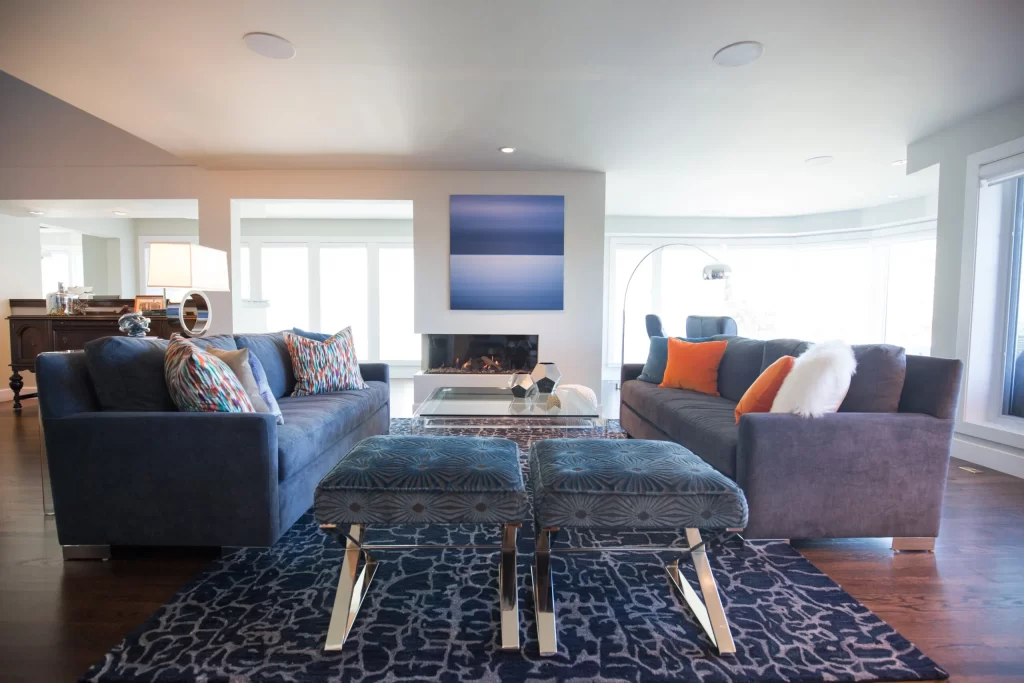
[36,332,390,557]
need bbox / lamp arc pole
[619,242,730,371]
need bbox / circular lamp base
[172,290,212,337]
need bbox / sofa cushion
[620,380,740,478]
[164,335,255,414]
[83,334,239,412]
[275,381,389,480]
[638,336,712,384]
[840,344,907,412]
[235,332,294,399]
[762,339,811,371]
[84,337,175,411]
[717,337,766,402]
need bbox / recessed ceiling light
[28,210,44,215]
[712,41,764,67]
[499,147,516,154]
[888,194,900,199]
[804,155,834,167]
[112,210,128,216]
[891,159,907,166]
[243,32,296,60]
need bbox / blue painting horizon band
[450,194,565,311]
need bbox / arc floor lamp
[619,243,732,369]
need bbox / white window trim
[603,221,937,370]
[251,235,416,365]
[956,134,1024,450]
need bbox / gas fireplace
[424,334,538,374]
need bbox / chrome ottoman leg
[499,523,521,650]
[532,525,558,656]
[324,524,378,652]
[666,528,736,655]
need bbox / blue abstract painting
[449,194,565,310]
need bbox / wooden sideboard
[7,309,195,414]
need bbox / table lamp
[147,243,230,337]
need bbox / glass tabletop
[416,386,600,419]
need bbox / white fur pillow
[770,341,857,417]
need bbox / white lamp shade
[147,243,230,291]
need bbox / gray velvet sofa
[620,336,963,542]
[36,332,390,556]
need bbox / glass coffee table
[416,386,602,429]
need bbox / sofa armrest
[360,363,390,385]
[736,412,954,540]
[621,363,644,385]
[43,411,281,547]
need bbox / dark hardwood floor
[2,400,1022,682]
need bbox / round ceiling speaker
[243,32,296,60]
[712,41,764,67]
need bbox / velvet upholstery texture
[315,436,528,525]
[685,315,738,338]
[37,341,392,549]
[620,333,963,541]
[620,381,740,477]
[275,381,389,480]
[529,438,748,530]
[716,337,767,402]
[235,333,295,399]
[840,344,907,412]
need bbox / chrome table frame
[320,522,521,652]
[532,525,742,657]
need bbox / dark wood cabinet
[7,313,194,414]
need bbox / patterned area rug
[82,419,947,682]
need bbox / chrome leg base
[62,545,111,561]
[499,523,521,650]
[892,537,936,552]
[533,526,558,656]
[665,529,736,655]
[325,524,377,652]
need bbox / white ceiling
[1,1,1022,217]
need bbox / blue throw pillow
[637,336,713,384]
[247,351,284,424]
[291,327,332,343]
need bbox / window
[1002,179,1024,417]
[607,228,937,366]
[262,245,310,331]
[240,245,251,300]
[320,245,369,358]
[378,246,420,361]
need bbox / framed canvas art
[449,194,564,310]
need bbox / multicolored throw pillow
[164,334,255,413]
[284,327,367,396]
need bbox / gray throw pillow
[208,347,284,424]
[839,344,907,412]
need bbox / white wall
[81,234,110,294]
[907,95,1024,359]
[0,215,43,398]
[907,94,1024,477]
[241,218,413,239]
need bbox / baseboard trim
[952,433,1024,479]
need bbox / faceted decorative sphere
[509,373,536,399]
[530,362,562,394]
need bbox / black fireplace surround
[424,334,538,374]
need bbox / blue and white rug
[81,419,947,682]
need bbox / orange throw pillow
[734,356,796,423]
[659,338,728,395]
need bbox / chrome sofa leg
[666,529,736,655]
[532,526,558,656]
[892,537,936,552]
[62,544,111,561]
[324,524,377,652]
[499,523,520,650]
